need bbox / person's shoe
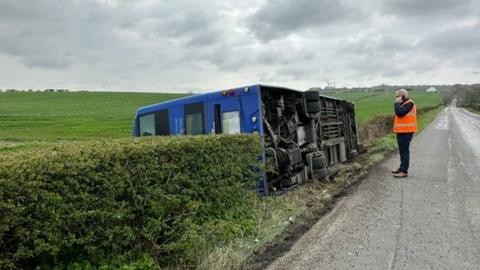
[393,171,408,178]
[391,168,401,174]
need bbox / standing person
[392,89,417,178]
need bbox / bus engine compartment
[260,86,358,192]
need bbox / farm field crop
[327,90,442,123]
[0,91,187,142]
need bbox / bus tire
[306,102,321,113]
[314,168,328,180]
[312,156,326,169]
[305,91,320,102]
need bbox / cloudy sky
[0,0,479,92]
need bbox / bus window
[222,111,241,134]
[139,113,155,136]
[139,109,170,136]
[185,102,205,135]
[155,109,169,135]
[214,104,221,134]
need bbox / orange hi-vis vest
[393,99,417,133]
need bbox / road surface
[267,106,480,270]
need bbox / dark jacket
[394,98,414,117]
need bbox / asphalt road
[267,105,480,270]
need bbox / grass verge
[463,104,480,115]
[197,105,444,270]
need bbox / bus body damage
[260,86,358,191]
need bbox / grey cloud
[0,0,223,71]
[275,65,319,80]
[0,0,121,69]
[348,56,407,78]
[196,44,257,71]
[340,32,414,56]
[255,47,316,65]
[0,0,69,22]
[0,29,77,69]
[121,1,224,48]
[22,54,75,69]
[192,41,319,73]
[382,0,476,17]
[0,0,478,91]
[158,12,223,47]
[416,23,480,71]
[335,31,415,78]
[248,0,356,41]
[418,23,480,52]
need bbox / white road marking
[435,110,450,130]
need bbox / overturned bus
[132,85,358,195]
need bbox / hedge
[0,135,260,269]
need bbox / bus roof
[135,84,350,116]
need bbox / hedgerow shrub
[0,135,260,269]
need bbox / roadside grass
[463,104,480,114]
[417,105,444,131]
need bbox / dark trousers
[397,133,413,173]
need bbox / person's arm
[394,102,414,117]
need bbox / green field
[327,90,442,123]
[0,91,186,141]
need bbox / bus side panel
[169,106,184,135]
[132,118,139,137]
[205,96,242,134]
[205,86,267,194]
[239,90,263,134]
[241,86,268,195]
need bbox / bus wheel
[306,102,321,113]
[305,91,320,102]
[314,168,328,180]
[312,155,326,169]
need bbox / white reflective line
[395,123,416,127]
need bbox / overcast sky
[0,0,479,92]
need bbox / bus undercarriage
[261,87,358,192]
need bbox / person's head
[395,89,409,101]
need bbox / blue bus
[133,84,358,195]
